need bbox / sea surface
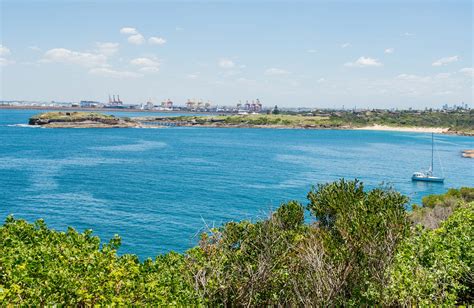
[0,109,473,258]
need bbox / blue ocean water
[0,109,473,258]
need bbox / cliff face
[28,112,138,128]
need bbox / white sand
[355,124,449,133]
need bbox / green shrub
[415,187,473,229]
[306,179,410,304]
[384,201,474,305]
[460,187,474,202]
[190,200,307,306]
[1,181,472,306]
[274,200,304,230]
[0,216,200,305]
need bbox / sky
[0,0,472,109]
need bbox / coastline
[7,108,472,136]
[138,123,471,136]
[22,121,470,136]
[353,124,450,134]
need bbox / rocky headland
[28,112,139,128]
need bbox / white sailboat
[412,133,444,183]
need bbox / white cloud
[317,78,325,83]
[130,57,159,67]
[265,68,290,75]
[0,45,11,56]
[0,45,13,66]
[149,37,166,45]
[127,34,145,45]
[341,43,351,48]
[42,48,107,67]
[403,32,415,37]
[218,58,235,69]
[186,73,199,79]
[89,67,142,78]
[345,56,382,67]
[0,58,15,66]
[96,42,119,56]
[130,57,160,73]
[120,27,138,35]
[434,90,453,96]
[307,49,317,53]
[28,46,41,52]
[435,72,451,79]
[138,66,160,73]
[432,55,459,66]
[396,74,431,82]
[459,67,473,77]
[120,27,146,45]
[384,48,394,54]
[221,69,242,77]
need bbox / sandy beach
[355,124,449,134]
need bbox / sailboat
[412,133,444,183]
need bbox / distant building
[80,100,100,108]
[145,101,154,110]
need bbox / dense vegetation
[1,180,473,305]
[165,109,473,135]
[328,109,474,134]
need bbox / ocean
[0,109,472,258]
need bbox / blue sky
[0,0,472,108]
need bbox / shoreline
[5,108,471,136]
[353,124,450,134]
[27,123,469,135]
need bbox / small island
[28,112,139,128]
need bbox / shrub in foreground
[0,218,199,305]
[0,180,472,305]
[384,201,474,305]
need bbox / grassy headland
[137,109,473,135]
[1,180,473,305]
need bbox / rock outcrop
[28,112,139,128]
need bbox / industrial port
[0,96,266,114]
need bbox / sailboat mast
[431,133,434,172]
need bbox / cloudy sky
[0,0,472,108]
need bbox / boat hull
[412,176,444,183]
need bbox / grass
[30,112,116,121]
[168,111,473,134]
[173,114,331,126]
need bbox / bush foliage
[1,180,472,305]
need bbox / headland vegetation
[28,111,138,128]
[1,180,473,305]
[28,109,473,135]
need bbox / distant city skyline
[0,0,472,108]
